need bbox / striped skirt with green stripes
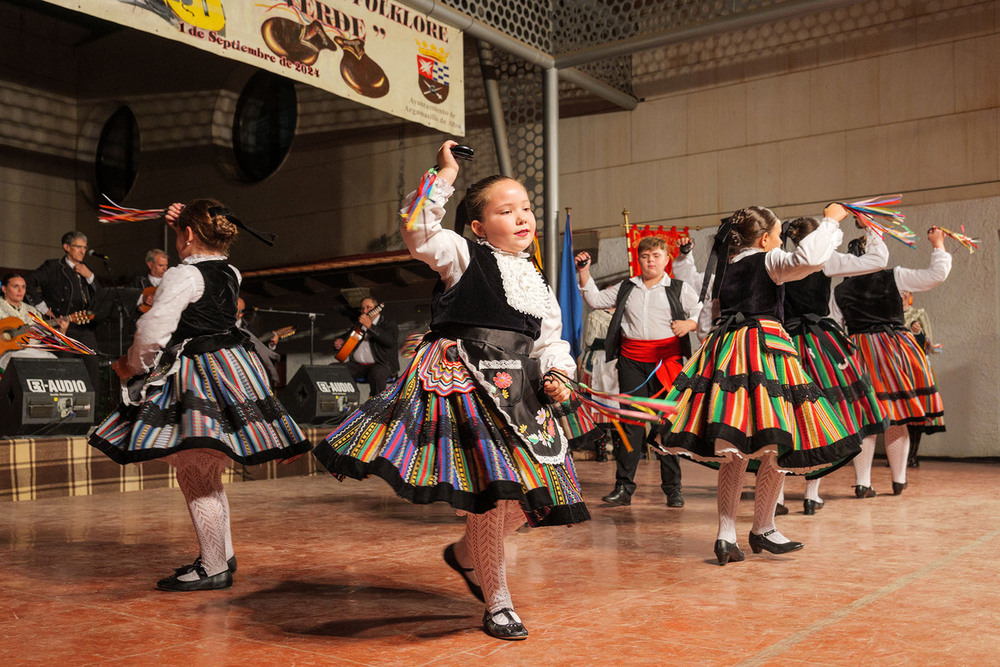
[655,317,861,475]
[851,329,945,434]
[312,338,590,527]
[90,344,311,465]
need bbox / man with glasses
[25,231,102,399]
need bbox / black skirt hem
[312,441,591,527]
[88,434,313,466]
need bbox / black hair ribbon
[699,216,735,303]
[208,206,277,246]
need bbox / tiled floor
[3,456,998,665]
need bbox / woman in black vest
[90,200,310,592]
[653,205,861,565]
[778,219,891,515]
[313,141,587,640]
[832,228,951,497]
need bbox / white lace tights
[173,450,232,580]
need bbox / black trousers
[344,360,392,395]
[614,355,681,497]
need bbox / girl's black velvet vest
[167,261,239,348]
[719,252,782,320]
[834,269,905,335]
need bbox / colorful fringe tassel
[21,312,96,355]
[841,195,917,248]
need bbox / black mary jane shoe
[174,555,237,576]
[774,503,789,516]
[482,608,528,641]
[157,565,233,592]
[892,481,908,495]
[713,539,745,566]
[803,499,824,515]
[748,530,804,555]
[854,485,877,499]
[444,544,484,602]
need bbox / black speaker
[0,358,96,436]
[279,364,360,425]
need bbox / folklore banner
[626,224,690,278]
[41,0,464,134]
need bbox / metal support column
[543,66,559,289]
[477,41,513,177]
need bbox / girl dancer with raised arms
[90,200,310,591]
[312,141,588,640]
[832,228,951,497]
[777,218,891,514]
[653,205,861,565]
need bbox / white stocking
[466,501,520,623]
[884,425,910,484]
[777,478,786,506]
[716,452,748,543]
[854,435,876,487]
[173,450,230,580]
[752,457,790,544]
[804,478,822,503]
[453,501,525,593]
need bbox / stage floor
[3,457,998,665]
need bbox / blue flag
[558,210,584,358]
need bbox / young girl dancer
[832,228,951,496]
[312,141,588,640]
[89,200,310,591]
[778,219,891,514]
[653,205,861,565]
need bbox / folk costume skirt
[786,316,889,441]
[850,327,945,434]
[312,335,590,528]
[89,342,310,465]
[655,316,861,476]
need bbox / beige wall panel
[746,70,811,144]
[573,112,631,171]
[630,94,687,162]
[686,84,747,154]
[717,143,781,212]
[624,158,686,224]
[778,132,847,204]
[685,152,719,215]
[954,33,1000,112]
[879,43,955,124]
[844,125,890,197]
[917,109,999,189]
[809,59,880,135]
[561,166,630,232]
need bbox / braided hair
[175,199,238,254]
[783,216,821,247]
[726,206,780,256]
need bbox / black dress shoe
[908,458,920,468]
[482,608,528,640]
[157,565,233,592]
[892,481,908,495]
[175,555,237,576]
[775,503,789,516]
[665,490,684,508]
[601,486,631,506]
[748,530,804,555]
[854,485,876,498]
[803,499,824,515]
[713,539,745,566]
[444,544,484,602]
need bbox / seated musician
[0,273,62,370]
[333,297,399,395]
[130,248,169,312]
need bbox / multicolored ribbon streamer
[840,194,916,248]
[545,369,676,427]
[937,225,980,253]
[98,195,166,224]
[400,168,438,231]
[21,312,96,355]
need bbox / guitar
[164,0,226,33]
[0,311,95,354]
[138,286,157,313]
[258,325,296,344]
[335,303,385,362]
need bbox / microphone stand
[253,307,325,365]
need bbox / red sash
[620,336,683,389]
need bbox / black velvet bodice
[430,240,543,340]
[168,261,239,347]
[719,252,782,320]
[833,269,905,335]
[784,271,831,320]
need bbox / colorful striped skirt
[89,344,311,465]
[312,337,590,527]
[788,319,889,440]
[850,329,945,434]
[655,317,861,475]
